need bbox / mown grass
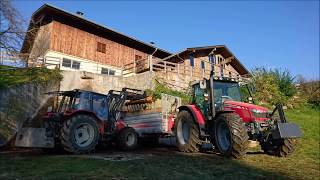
[0,106,319,179]
[241,106,320,179]
[0,65,62,89]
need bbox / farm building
[20,4,249,88]
[21,4,171,76]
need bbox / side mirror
[200,80,206,89]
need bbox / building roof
[21,4,172,58]
[163,45,249,75]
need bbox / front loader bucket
[15,128,54,148]
[272,123,302,139]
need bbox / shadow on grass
[0,145,292,180]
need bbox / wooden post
[133,59,136,74]
[177,63,180,77]
[149,55,153,72]
[164,61,167,74]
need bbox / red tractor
[174,74,302,158]
[15,88,147,153]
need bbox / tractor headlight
[250,109,268,118]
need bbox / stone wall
[60,70,154,93]
[0,80,59,147]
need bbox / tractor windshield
[213,81,241,103]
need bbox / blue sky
[14,0,319,79]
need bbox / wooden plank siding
[49,21,148,68]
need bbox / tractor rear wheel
[175,111,201,153]
[60,114,99,154]
[117,127,138,151]
[260,136,296,157]
[214,113,249,158]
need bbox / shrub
[250,67,297,106]
[146,81,191,104]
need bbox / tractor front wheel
[175,111,201,153]
[60,114,100,154]
[260,136,296,157]
[214,113,249,158]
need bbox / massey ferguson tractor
[174,72,302,158]
[15,88,148,153]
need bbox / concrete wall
[0,80,59,146]
[60,70,154,93]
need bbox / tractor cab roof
[191,76,245,87]
[46,89,107,97]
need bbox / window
[209,54,216,64]
[62,58,72,68]
[101,68,109,75]
[62,58,81,70]
[109,70,115,75]
[135,55,142,60]
[189,55,194,67]
[97,42,106,53]
[201,61,205,69]
[72,61,80,69]
[101,68,116,76]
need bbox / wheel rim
[74,123,95,147]
[126,132,135,146]
[177,120,190,145]
[216,121,231,152]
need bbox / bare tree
[0,0,25,54]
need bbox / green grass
[0,106,319,179]
[0,65,62,89]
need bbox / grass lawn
[0,106,319,180]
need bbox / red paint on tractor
[190,104,205,125]
[115,120,126,131]
[167,115,175,133]
[224,100,269,123]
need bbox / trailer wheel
[175,111,201,153]
[60,114,99,154]
[214,113,249,158]
[260,136,296,157]
[117,127,138,151]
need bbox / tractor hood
[224,101,269,122]
[224,101,269,112]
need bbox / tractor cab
[48,89,109,120]
[192,79,242,119]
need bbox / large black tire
[214,113,249,158]
[260,136,296,157]
[117,127,138,151]
[60,114,100,154]
[174,111,201,153]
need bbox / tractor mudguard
[272,123,302,139]
[178,105,206,136]
[15,128,54,148]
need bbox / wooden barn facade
[21,4,171,75]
